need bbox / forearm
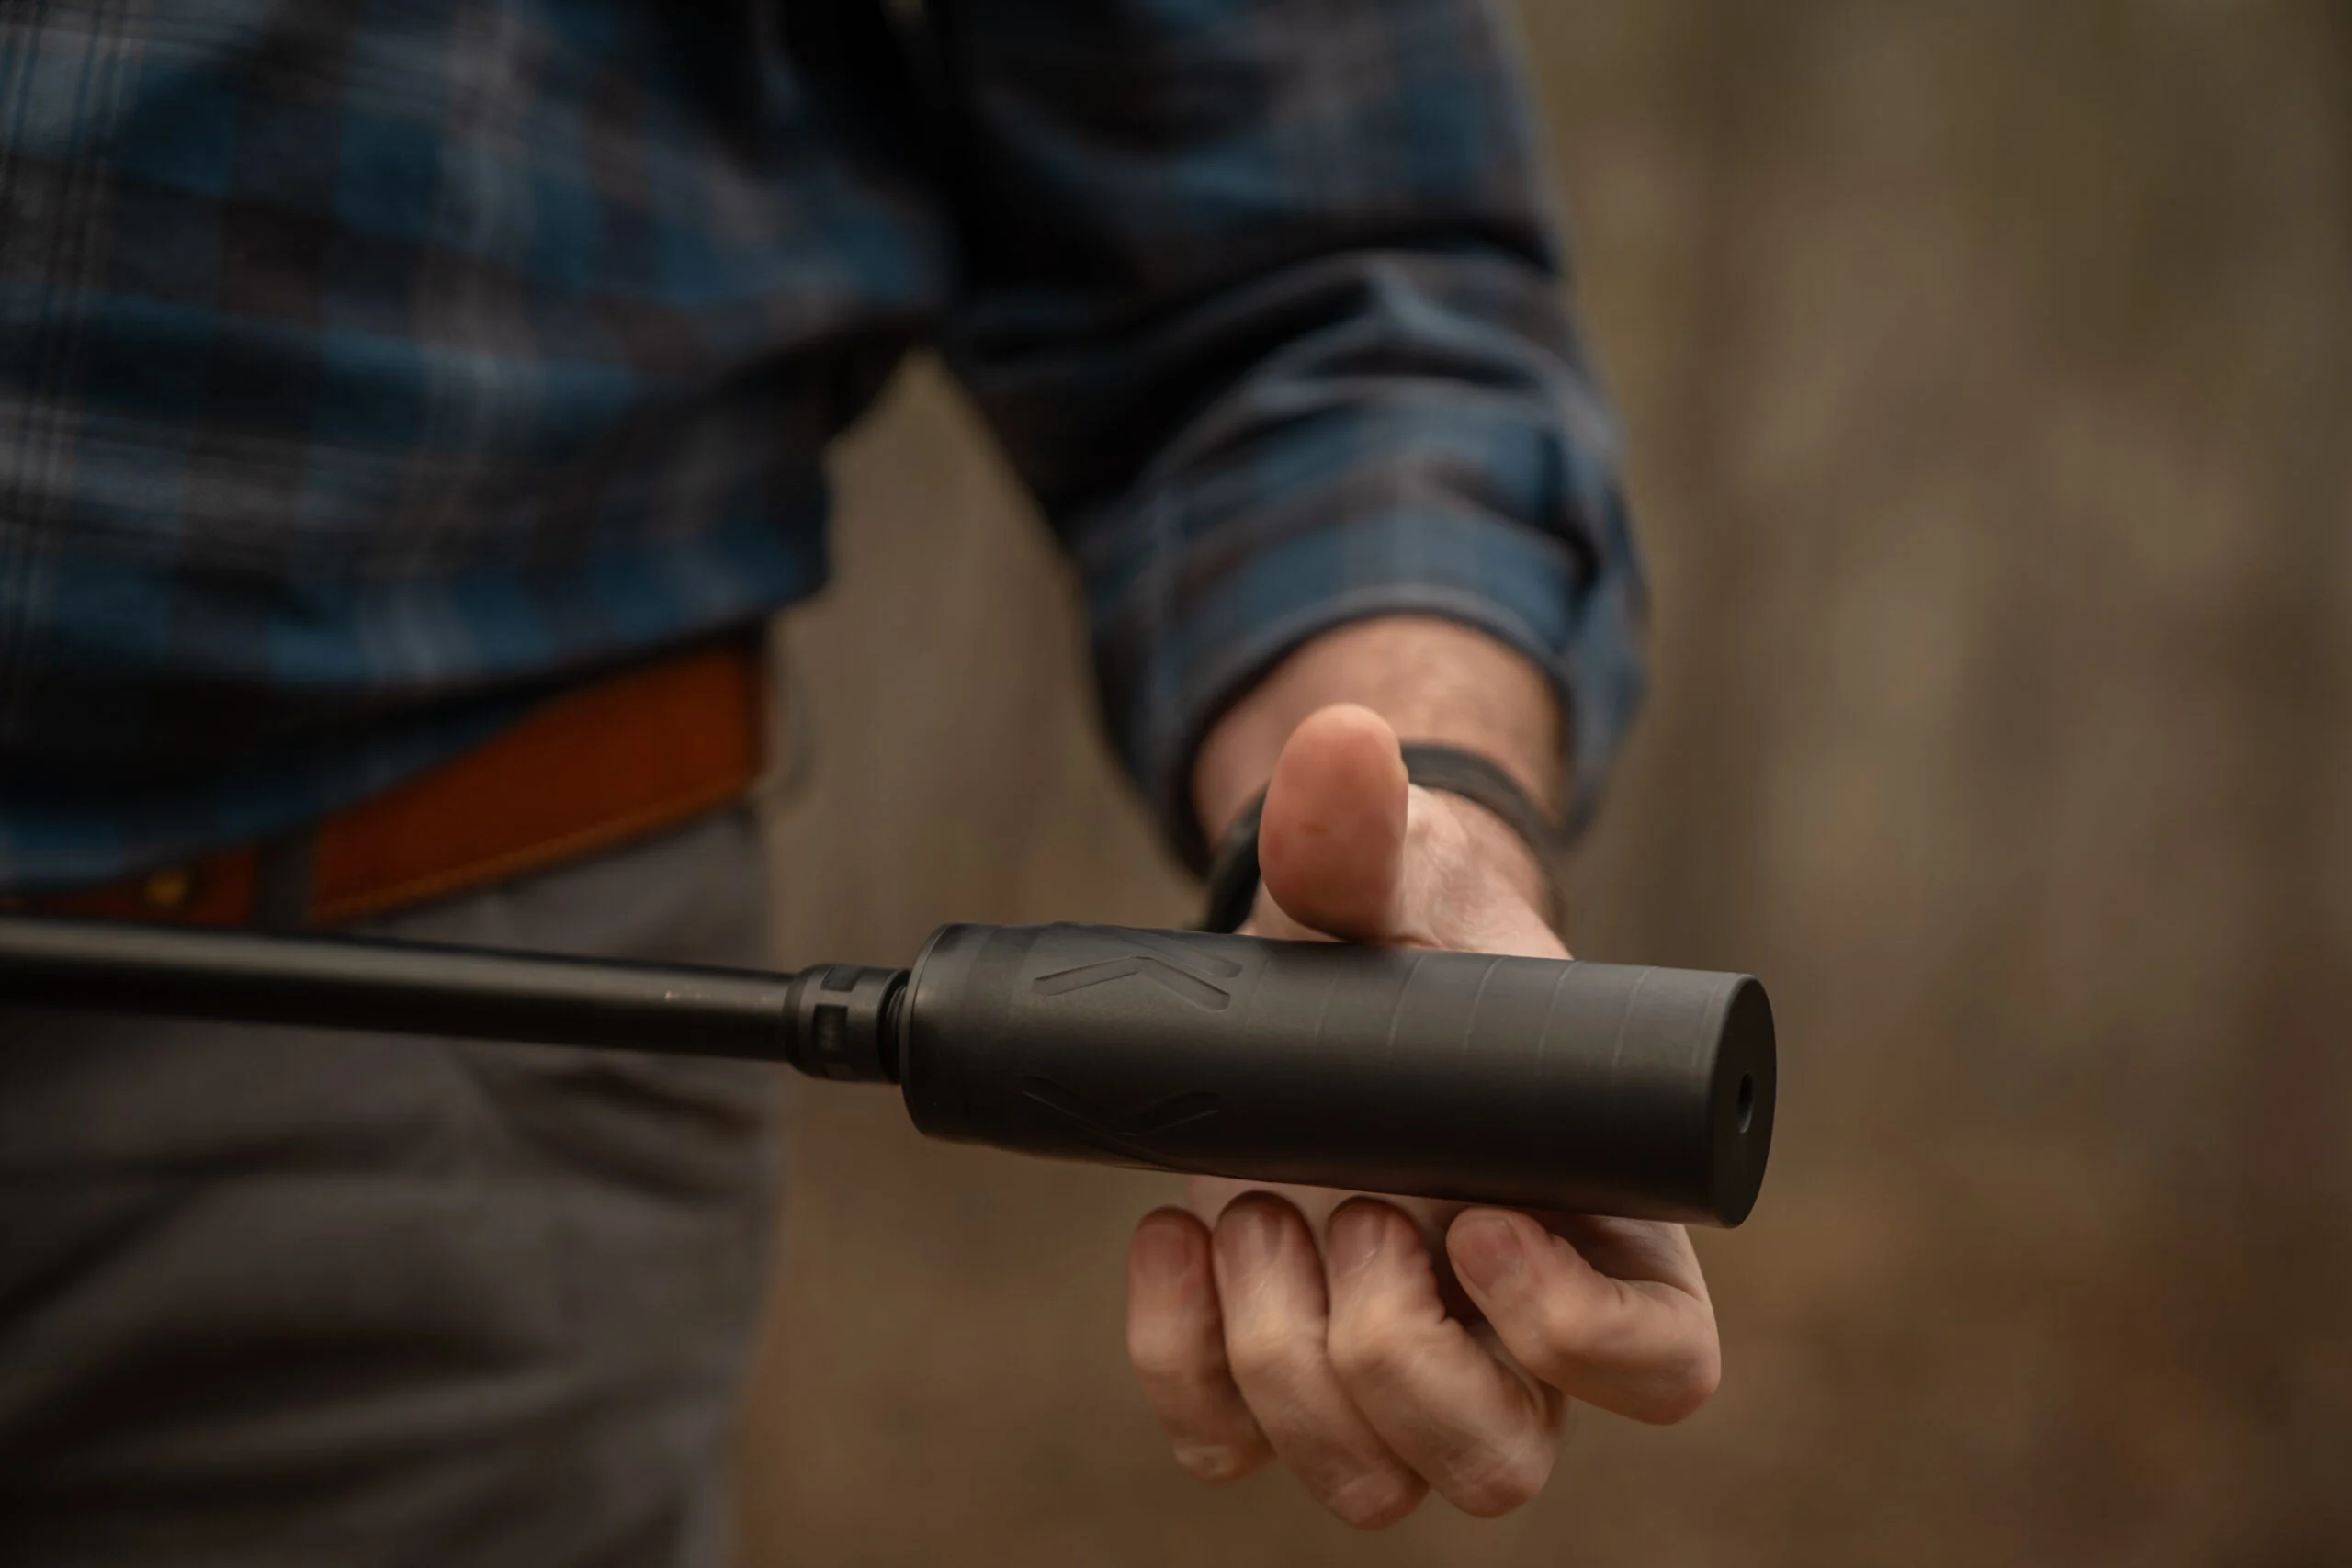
[1191,615,1564,911]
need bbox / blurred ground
[736,4,2352,1563]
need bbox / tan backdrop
[737,4,2352,1563]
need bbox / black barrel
[0,915,801,1060]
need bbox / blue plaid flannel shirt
[0,0,1645,891]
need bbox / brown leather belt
[22,642,764,930]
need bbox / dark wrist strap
[1199,744,1567,934]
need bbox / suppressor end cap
[1707,976,1776,1227]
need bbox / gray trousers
[0,809,783,1568]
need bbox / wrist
[1192,615,1564,847]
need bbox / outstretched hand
[1125,705,1720,1527]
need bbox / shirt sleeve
[924,0,1647,870]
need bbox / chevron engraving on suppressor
[1030,957,1232,1010]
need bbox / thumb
[1257,705,1410,942]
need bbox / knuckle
[1125,1320,1199,1385]
[1225,1321,1315,1388]
[1323,1468,1426,1531]
[1173,1440,1266,1484]
[1528,1295,1622,1380]
[1327,1310,1416,1389]
[1446,1438,1555,1517]
[1532,1293,1601,1360]
[1640,1345,1723,1425]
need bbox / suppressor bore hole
[1736,1073,1755,1134]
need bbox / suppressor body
[899,924,1774,1227]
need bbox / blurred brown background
[736,4,2352,1563]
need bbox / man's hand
[1124,701,1721,1527]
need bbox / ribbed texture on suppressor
[897,924,1774,1226]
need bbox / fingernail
[1452,1213,1525,1293]
[1326,1202,1388,1277]
[1174,1442,1251,1483]
[1219,1201,1282,1273]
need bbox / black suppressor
[0,916,1775,1226]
